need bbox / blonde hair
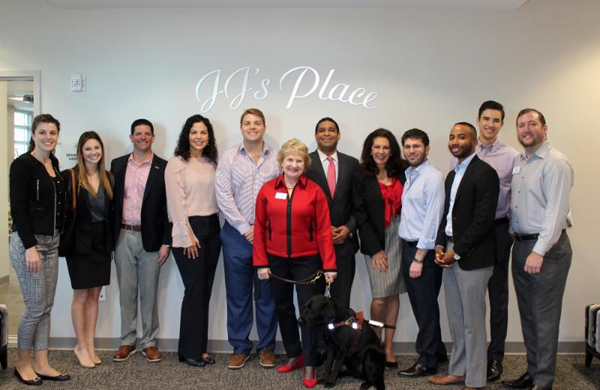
[276,138,311,168]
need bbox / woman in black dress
[62,131,114,368]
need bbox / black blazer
[111,153,171,252]
[435,155,499,270]
[354,163,408,257]
[62,167,114,254]
[305,150,360,256]
[9,152,67,249]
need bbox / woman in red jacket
[254,139,336,388]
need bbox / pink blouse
[165,156,219,248]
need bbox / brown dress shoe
[227,353,250,369]
[142,346,162,362]
[428,374,466,385]
[259,349,276,368]
[461,387,486,390]
[113,345,136,362]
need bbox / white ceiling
[45,0,529,11]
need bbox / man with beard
[429,122,499,390]
[397,129,448,378]
[305,117,359,309]
[502,109,573,390]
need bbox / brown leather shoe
[259,349,276,368]
[461,387,486,390]
[227,353,250,369]
[428,374,465,385]
[142,346,162,362]
[113,345,136,362]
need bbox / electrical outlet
[99,286,106,302]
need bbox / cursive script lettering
[195,66,377,112]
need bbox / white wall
[1,0,598,346]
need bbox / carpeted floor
[0,350,599,389]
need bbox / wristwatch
[453,253,461,261]
[413,258,423,264]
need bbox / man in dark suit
[428,122,499,390]
[305,117,359,308]
[111,119,171,363]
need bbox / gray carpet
[1,350,599,389]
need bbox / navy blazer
[305,150,360,257]
[111,153,171,252]
[435,155,500,270]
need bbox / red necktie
[327,156,336,197]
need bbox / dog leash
[253,270,324,300]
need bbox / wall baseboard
[0,274,9,286]
[7,337,580,355]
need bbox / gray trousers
[10,231,60,351]
[444,242,493,388]
[114,229,161,348]
[512,231,571,389]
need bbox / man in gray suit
[429,122,499,390]
[305,117,359,308]
[502,109,573,390]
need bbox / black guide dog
[298,295,385,389]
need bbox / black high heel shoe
[178,355,207,367]
[14,368,43,386]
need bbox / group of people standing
[8,101,572,390]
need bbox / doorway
[0,70,40,338]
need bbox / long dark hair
[359,128,405,178]
[174,114,218,164]
[29,114,60,153]
[76,131,113,200]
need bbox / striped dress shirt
[215,142,280,235]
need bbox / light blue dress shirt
[398,160,445,250]
[444,153,476,237]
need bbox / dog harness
[326,312,397,356]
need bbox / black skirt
[65,221,111,290]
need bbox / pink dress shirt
[122,153,153,225]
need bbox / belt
[514,233,539,241]
[121,223,142,232]
[447,236,454,243]
[515,229,566,242]
[495,217,509,225]
[405,240,418,248]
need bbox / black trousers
[268,254,325,366]
[401,240,447,368]
[328,253,355,309]
[487,221,514,362]
[172,214,221,359]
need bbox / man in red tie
[305,117,359,308]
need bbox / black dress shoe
[178,355,207,367]
[397,362,436,377]
[487,360,503,382]
[502,372,533,389]
[385,361,398,368]
[35,372,71,381]
[14,368,43,386]
[202,356,216,365]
